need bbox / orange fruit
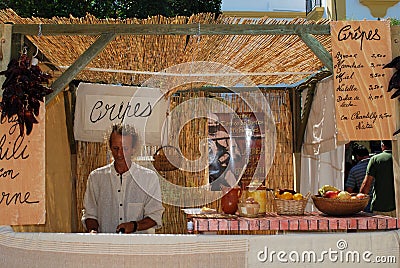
[293,193,303,200]
[280,192,293,200]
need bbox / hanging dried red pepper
[0,47,53,136]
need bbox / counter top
[1,225,399,267]
[187,212,400,233]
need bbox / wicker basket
[311,195,370,216]
[273,193,310,215]
[152,146,181,172]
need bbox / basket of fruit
[312,185,370,216]
[273,189,310,215]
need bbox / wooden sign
[0,103,45,225]
[331,21,396,141]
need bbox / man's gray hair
[105,123,141,153]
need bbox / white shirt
[82,162,164,233]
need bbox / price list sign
[331,21,396,141]
[0,102,45,225]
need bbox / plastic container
[246,185,267,214]
[238,202,260,217]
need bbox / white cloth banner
[301,147,345,211]
[1,226,399,268]
[302,76,346,156]
[74,83,168,144]
[300,76,346,211]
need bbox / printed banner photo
[208,112,265,190]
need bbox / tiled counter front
[189,212,400,233]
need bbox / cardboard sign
[0,102,46,225]
[74,83,168,145]
[331,21,396,141]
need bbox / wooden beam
[296,83,317,153]
[291,87,302,153]
[45,33,116,105]
[390,25,400,219]
[63,85,76,154]
[289,87,301,192]
[12,23,330,36]
[298,32,333,72]
[176,85,290,94]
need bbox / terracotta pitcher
[221,186,242,215]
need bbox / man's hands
[85,218,99,233]
[116,221,136,234]
[116,217,156,233]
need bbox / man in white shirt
[82,123,164,233]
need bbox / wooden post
[390,25,400,218]
[0,24,14,87]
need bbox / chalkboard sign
[0,102,45,225]
[331,21,396,141]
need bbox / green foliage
[389,18,400,26]
[0,0,222,19]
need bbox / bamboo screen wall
[75,89,293,234]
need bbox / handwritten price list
[0,107,45,225]
[331,21,395,141]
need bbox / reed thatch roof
[0,9,331,87]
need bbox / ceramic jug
[221,186,242,215]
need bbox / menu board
[0,102,46,225]
[331,21,396,141]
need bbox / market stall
[0,10,337,234]
[0,11,399,268]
